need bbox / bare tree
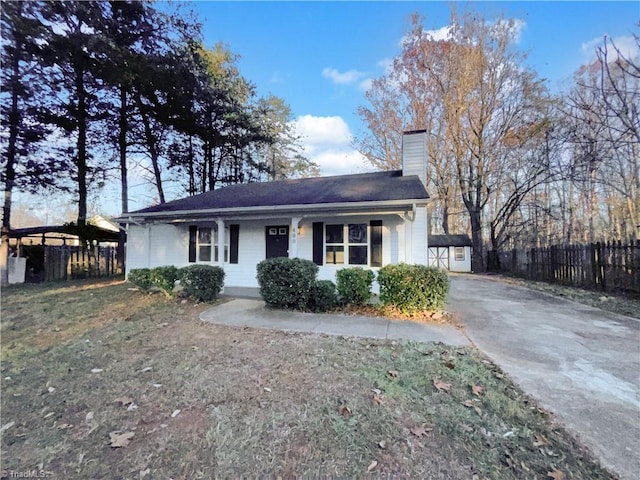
[398,12,551,270]
[561,30,639,241]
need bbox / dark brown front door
[266,226,289,258]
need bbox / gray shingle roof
[130,170,429,215]
[428,234,472,247]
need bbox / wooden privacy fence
[28,245,122,282]
[497,239,640,295]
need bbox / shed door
[266,226,289,258]
[428,246,449,270]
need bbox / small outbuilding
[427,234,472,272]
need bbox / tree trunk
[117,84,128,273]
[1,10,22,285]
[76,66,88,227]
[469,208,484,272]
[136,94,165,203]
[441,201,450,235]
[188,135,195,195]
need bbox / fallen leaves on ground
[410,425,432,437]
[547,469,565,480]
[534,434,550,447]
[433,379,451,392]
[109,431,135,448]
[338,404,351,417]
[462,400,482,416]
[472,385,484,396]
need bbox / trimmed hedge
[178,265,225,302]
[378,264,449,314]
[336,267,375,305]
[256,257,318,309]
[127,268,153,293]
[150,266,179,296]
[308,280,338,312]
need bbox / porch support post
[146,224,151,268]
[289,216,300,258]
[216,218,225,264]
[404,213,413,264]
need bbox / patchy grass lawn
[1,279,616,479]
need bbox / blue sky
[186,1,639,179]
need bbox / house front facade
[121,131,431,290]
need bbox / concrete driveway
[448,274,640,480]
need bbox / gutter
[115,198,430,223]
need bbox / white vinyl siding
[125,212,419,289]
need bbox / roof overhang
[116,198,429,224]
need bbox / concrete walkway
[200,297,469,346]
[448,274,640,480]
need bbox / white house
[120,131,431,291]
[427,234,473,273]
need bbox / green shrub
[378,264,449,314]
[308,280,338,312]
[178,265,225,302]
[336,267,375,305]
[256,257,318,309]
[150,265,179,296]
[128,268,153,293]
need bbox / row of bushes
[129,259,449,312]
[256,257,448,314]
[128,265,224,302]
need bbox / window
[189,225,238,264]
[213,228,229,262]
[454,246,465,261]
[189,226,210,263]
[313,221,382,267]
[325,224,344,264]
[348,223,368,265]
[325,223,368,265]
[198,228,212,261]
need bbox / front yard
[1,279,616,479]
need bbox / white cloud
[290,115,371,176]
[359,78,373,92]
[322,67,369,85]
[401,17,526,46]
[292,115,351,148]
[582,34,640,61]
[311,150,370,177]
[581,36,604,56]
[376,57,395,77]
[495,18,526,44]
[424,25,453,42]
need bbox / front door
[266,226,289,258]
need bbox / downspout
[146,223,151,269]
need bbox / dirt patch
[1,279,617,479]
